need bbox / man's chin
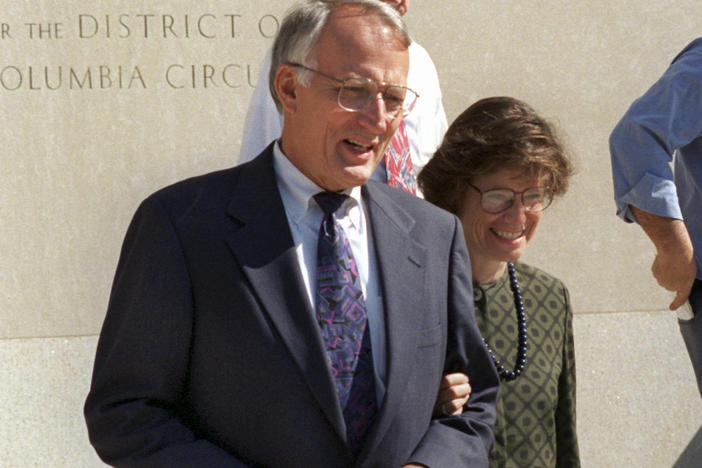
[331,166,378,190]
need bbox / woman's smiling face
[458,167,545,266]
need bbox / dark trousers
[680,279,702,397]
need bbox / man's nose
[357,94,392,132]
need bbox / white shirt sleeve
[238,49,283,164]
[404,41,448,172]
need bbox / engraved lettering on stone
[1,23,11,39]
[24,22,63,39]
[257,14,278,38]
[77,13,251,39]
[0,65,146,90]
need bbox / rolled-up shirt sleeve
[609,38,702,224]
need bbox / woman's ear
[274,64,299,114]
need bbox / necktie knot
[314,191,348,215]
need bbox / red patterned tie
[314,192,377,456]
[384,119,416,194]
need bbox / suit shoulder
[127,166,247,228]
[370,182,457,224]
[673,37,702,63]
[373,186,461,244]
[146,147,273,210]
[147,166,242,203]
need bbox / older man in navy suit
[84,1,498,466]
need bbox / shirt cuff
[615,172,683,223]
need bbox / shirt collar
[272,141,363,226]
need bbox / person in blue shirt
[609,37,702,396]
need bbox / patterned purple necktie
[383,119,417,194]
[313,191,377,457]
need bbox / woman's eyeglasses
[467,183,553,214]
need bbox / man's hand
[432,372,471,417]
[652,249,696,309]
[631,206,697,309]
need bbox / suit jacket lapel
[224,147,346,438]
[359,183,428,459]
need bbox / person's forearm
[631,206,691,254]
[630,205,696,309]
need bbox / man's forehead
[315,11,408,72]
[315,49,409,88]
[324,4,407,46]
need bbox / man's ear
[274,64,299,114]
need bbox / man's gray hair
[268,0,411,112]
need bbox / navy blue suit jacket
[85,146,498,467]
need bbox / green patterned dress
[474,262,580,468]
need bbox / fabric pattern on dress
[474,262,580,468]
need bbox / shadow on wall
[674,424,702,468]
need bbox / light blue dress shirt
[610,38,702,278]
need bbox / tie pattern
[384,119,416,194]
[313,191,377,456]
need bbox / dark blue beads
[481,262,528,381]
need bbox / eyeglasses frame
[467,182,554,214]
[287,62,419,118]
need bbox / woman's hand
[432,372,471,417]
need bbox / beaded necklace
[479,262,527,381]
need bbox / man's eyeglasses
[289,63,419,118]
[467,182,553,214]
